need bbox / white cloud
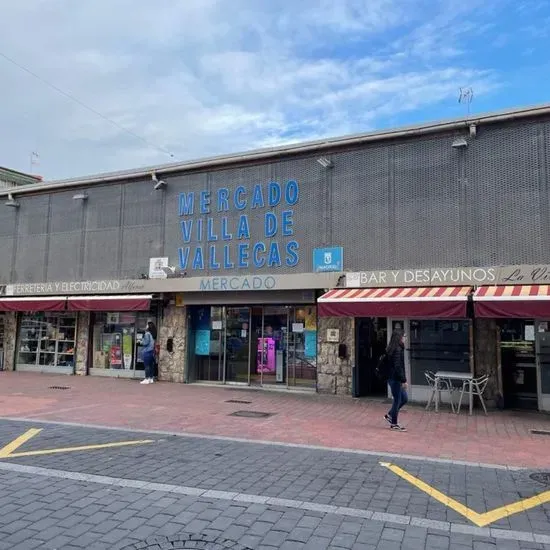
[0,0,515,179]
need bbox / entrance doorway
[187,305,317,389]
[355,318,388,397]
[499,319,538,410]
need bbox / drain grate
[529,472,550,486]
[120,533,253,549]
[49,386,70,390]
[530,429,550,436]
[225,399,252,404]
[229,410,274,419]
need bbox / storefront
[318,284,473,403]
[473,284,550,412]
[0,294,157,377]
[182,288,319,390]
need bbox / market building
[1,103,550,412]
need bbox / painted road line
[0,460,549,545]
[380,461,550,528]
[0,428,42,458]
[0,428,155,459]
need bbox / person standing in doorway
[140,321,157,385]
[384,329,408,431]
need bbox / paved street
[1,372,550,468]
[0,418,549,549]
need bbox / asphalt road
[0,418,548,550]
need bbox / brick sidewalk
[1,371,549,468]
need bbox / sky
[1,0,549,180]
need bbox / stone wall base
[317,316,354,396]
[1,312,17,371]
[158,305,187,383]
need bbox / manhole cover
[529,472,550,486]
[229,410,274,418]
[120,533,253,549]
[530,429,550,436]
[225,399,252,404]
[48,386,70,390]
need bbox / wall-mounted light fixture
[152,172,166,190]
[451,137,468,148]
[317,157,334,169]
[4,193,19,208]
[469,124,477,138]
[72,192,88,201]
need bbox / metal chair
[457,374,489,415]
[425,371,455,412]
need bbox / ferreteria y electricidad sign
[177,180,300,271]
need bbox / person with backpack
[383,328,408,431]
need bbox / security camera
[151,172,166,190]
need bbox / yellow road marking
[0,428,154,459]
[0,428,42,458]
[380,462,550,527]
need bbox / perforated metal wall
[5,114,550,283]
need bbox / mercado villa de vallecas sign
[177,180,300,271]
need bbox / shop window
[17,313,77,369]
[409,320,470,385]
[92,312,153,372]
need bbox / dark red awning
[474,285,550,318]
[66,295,152,312]
[0,297,67,312]
[318,287,472,318]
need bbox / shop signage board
[5,280,147,296]
[313,247,344,273]
[5,272,340,296]
[346,265,550,288]
[177,180,301,272]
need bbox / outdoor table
[434,371,474,415]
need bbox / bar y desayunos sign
[345,265,550,288]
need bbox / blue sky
[1,0,549,180]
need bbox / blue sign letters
[178,180,300,271]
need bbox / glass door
[499,319,537,410]
[225,307,250,384]
[535,321,549,411]
[188,306,224,382]
[287,306,317,389]
[258,306,288,386]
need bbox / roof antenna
[29,151,39,174]
[458,87,474,118]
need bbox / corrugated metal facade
[2,115,550,284]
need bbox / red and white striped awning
[474,285,550,318]
[318,286,471,318]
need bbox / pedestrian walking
[384,329,408,431]
[140,321,157,385]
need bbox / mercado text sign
[346,265,550,288]
[198,275,276,291]
[177,180,300,272]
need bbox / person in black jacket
[384,329,408,431]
